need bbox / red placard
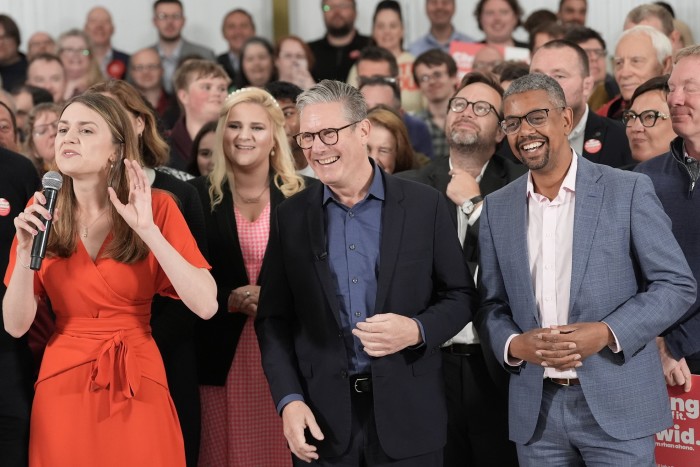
[449,41,530,80]
[655,376,700,466]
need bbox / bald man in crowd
[84,6,130,79]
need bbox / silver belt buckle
[354,377,369,393]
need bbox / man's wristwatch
[460,195,483,217]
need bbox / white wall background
[4,0,700,57]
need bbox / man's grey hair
[625,4,674,36]
[297,79,367,123]
[503,73,567,110]
[617,25,672,69]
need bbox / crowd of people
[1,0,700,466]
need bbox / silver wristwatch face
[461,201,474,215]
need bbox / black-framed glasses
[155,13,183,21]
[500,107,565,135]
[417,70,447,83]
[622,109,670,128]
[131,64,161,73]
[583,48,607,59]
[358,75,397,87]
[294,121,361,149]
[448,97,500,119]
[33,120,59,137]
[60,47,90,56]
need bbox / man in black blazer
[216,9,256,84]
[256,80,475,466]
[499,40,634,169]
[84,7,130,80]
[399,72,524,467]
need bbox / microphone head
[42,171,63,191]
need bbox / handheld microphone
[30,171,63,270]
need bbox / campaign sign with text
[449,41,530,79]
[655,376,700,467]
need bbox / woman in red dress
[192,87,306,466]
[3,93,217,467]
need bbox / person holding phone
[275,36,316,90]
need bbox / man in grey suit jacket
[151,0,215,94]
[476,73,696,465]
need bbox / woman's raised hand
[108,159,154,234]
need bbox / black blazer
[399,156,526,395]
[190,176,286,386]
[255,169,476,459]
[399,155,526,273]
[216,52,239,85]
[497,110,634,169]
[582,111,634,168]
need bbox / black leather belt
[350,374,372,394]
[545,377,581,386]
[441,343,482,356]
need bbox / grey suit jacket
[179,38,215,61]
[475,155,697,444]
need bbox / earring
[270,149,275,157]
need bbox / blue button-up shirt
[324,164,384,374]
[275,163,426,414]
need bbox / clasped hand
[510,322,614,371]
[352,313,421,357]
[227,285,260,317]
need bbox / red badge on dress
[584,138,602,154]
[0,198,10,216]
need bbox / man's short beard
[159,33,181,43]
[327,24,353,38]
[449,130,489,153]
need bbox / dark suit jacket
[400,155,526,273]
[216,52,239,84]
[0,149,39,466]
[497,110,634,168]
[106,49,130,80]
[399,155,526,394]
[255,169,476,459]
[190,176,286,386]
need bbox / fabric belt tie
[90,329,143,415]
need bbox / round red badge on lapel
[107,60,126,79]
[584,139,602,154]
[0,198,10,216]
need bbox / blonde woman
[57,29,104,100]
[191,87,306,466]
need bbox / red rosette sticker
[107,60,126,79]
[0,198,10,216]
[584,138,602,154]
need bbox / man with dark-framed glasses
[256,79,475,466]
[400,71,523,466]
[477,72,695,466]
[497,40,634,169]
